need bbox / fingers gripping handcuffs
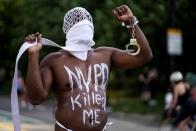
[122,16,140,55]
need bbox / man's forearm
[128,25,153,61]
[26,53,45,104]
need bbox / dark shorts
[173,99,196,126]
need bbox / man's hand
[24,32,42,55]
[112,5,134,25]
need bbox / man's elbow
[29,95,46,105]
[29,99,43,105]
[146,51,153,62]
[141,51,153,64]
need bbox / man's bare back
[25,5,153,131]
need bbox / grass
[109,96,164,115]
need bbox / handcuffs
[122,16,140,56]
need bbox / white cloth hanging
[11,19,95,131]
[11,37,93,131]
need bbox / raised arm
[25,33,53,105]
[111,5,153,69]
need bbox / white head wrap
[63,7,93,34]
[62,7,95,60]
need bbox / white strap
[11,38,71,131]
[102,121,113,131]
[56,120,72,131]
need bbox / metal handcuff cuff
[122,16,140,55]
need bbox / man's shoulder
[95,46,118,52]
[94,46,121,57]
[43,51,67,60]
[40,50,69,67]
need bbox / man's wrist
[122,16,139,28]
[28,52,40,59]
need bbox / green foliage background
[0,0,196,96]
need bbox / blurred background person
[168,71,193,131]
[138,66,151,105]
[17,71,30,109]
[163,86,173,120]
[148,67,159,106]
[138,66,159,106]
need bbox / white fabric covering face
[64,19,95,60]
[65,19,94,51]
[62,7,95,61]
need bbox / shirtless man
[25,5,152,131]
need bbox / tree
[1,0,196,96]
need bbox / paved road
[0,96,170,131]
